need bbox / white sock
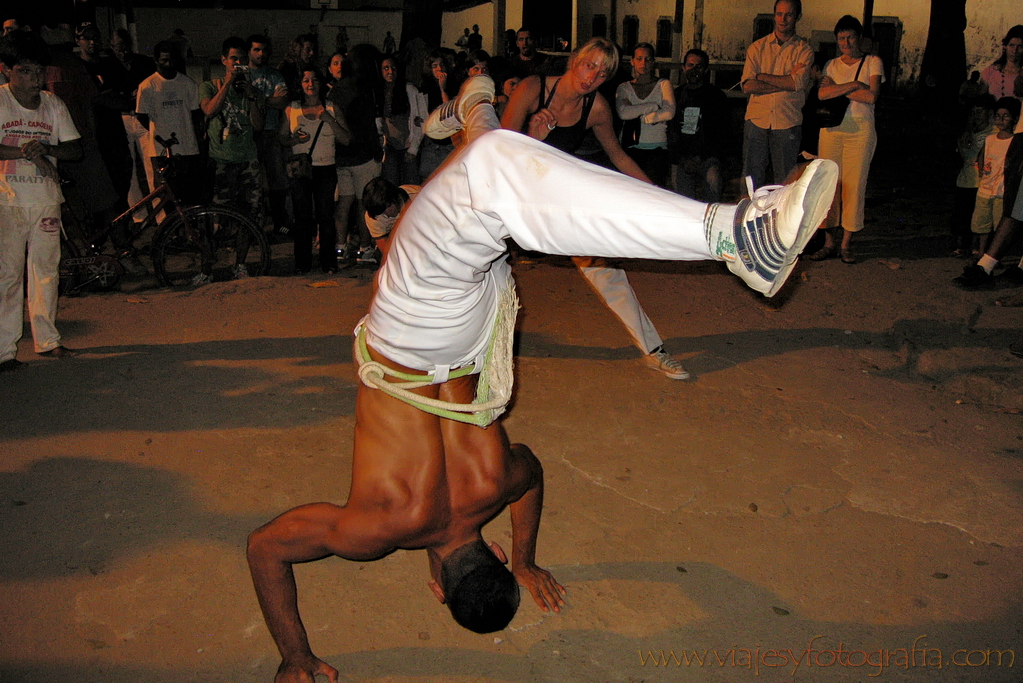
[704,203,740,262]
[978,254,998,273]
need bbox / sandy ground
[2,238,1023,682]
[3,128,1023,681]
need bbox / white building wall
[575,0,1020,87]
[963,0,1022,74]
[442,4,496,53]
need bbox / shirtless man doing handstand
[248,76,838,683]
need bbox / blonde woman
[502,39,691,380]
[502,37,649,182]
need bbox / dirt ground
[3,134,1023,681]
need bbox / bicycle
[59,133,270,293]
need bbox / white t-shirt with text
[136,71,201,158]
[0,85,80,206]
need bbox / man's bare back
[247,345,565,683]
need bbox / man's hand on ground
[513,563,566,613]
[275,653,339,683]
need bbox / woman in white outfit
[616,42,675,188]
[810,14,883,264]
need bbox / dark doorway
[522,0,572,51]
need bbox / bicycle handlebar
[154,132,180,154]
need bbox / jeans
[291,165,338,272]
[742,121,801,188]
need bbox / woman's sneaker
[641,348,690,380]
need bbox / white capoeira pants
[480,103,664,355]
[573,256,662,353]
[362,103,736,377]
[0,204,64,362]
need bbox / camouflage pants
[211,159,265,229]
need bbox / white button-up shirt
[742,32,814,130]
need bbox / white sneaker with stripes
[713,159,838,297]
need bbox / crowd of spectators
[2,6,1023,367]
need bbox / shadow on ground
[3,316,1020,440]
[0,457,267,581]
[0,335,356,439]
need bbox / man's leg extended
[434,129,836,296]
[419,83,838,296]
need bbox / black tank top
[537,76,596,155]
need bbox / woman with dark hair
[616,42,674,187]
[328,43,385,264]
[981,25,1023,104]
[418,49,458,179]
[381,54,427,185]
[808,14,884,264]
[280,67,350,273]
[279,33,317,101]
[325,50,346,92]
[456,49,491,86]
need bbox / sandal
[807,245,835,261]
[840,248,856,264]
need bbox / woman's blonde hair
[568,37,620,78]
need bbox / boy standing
[950,95,994,256]
[0,34,82,371]
[970,97,1020,257]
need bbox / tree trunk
[918,0,966,117]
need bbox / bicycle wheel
[151,206,269,287]
[58,215,123,294]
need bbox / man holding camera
[199,36,265,280]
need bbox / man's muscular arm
[507,444,566,612]
[247,503,395,683]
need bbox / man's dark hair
[113,28,133,50]
[774,0,802,18]
[247,34,271,51]
[221,36,246,57]
[441,539,520,633]
[153,40,175,61]
[995,96,1022,122]
[683,48,709,66]
[833,14,863,37]
[362,177,406,219]
[0,31,51,68]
